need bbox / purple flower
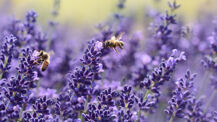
[185,97,204,122]
[210,76,217,90]
[165,70,197,121]
[116,86,136,122]
[22,111,46,122]
[168,0,181,11]
[6,10,47,50]
[117,0,126,9]
[97,88,117,106]
[0,34,16,79]
[0,1,217,121]
[68,40,103,97]
[25,10,38,36]
[32,96,54,115]
[82,88,118,121]
[141,49,186,95]
[82,103,115,122]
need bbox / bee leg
[33,58,42,65]
[113,48,119,54]
[33,61,40,65]
[119,45,123,49]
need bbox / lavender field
[0,0,217,122]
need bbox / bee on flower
[32,50,51,71]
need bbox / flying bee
[104,33,124,54]
[33,50,50,71]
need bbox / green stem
[0,73,3,80]
[169,116,174,122]
[143,90,150,101]
[101,71,105,87]
[169,104,178,122]
[46,29,54,51]
[84,98,89,113]
[205,89,217,113]
[138,89,151,120]
[79,111,84,122]
[136,109,141,122]
[169,110,176,122]
[0,56,8,79]
[197,71,210,98]
[46,14,56,51]
[124,103,127,113]
[18,106,24,121]
[36,80,41,96]
[81,96,90,122]
[59,111,63,121]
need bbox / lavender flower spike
[141,49,186,99]
[165,70,197,122]
[0,35,16,79]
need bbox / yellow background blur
[1,0,216,26]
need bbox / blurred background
[1,0,216,60]
[0,1,217,122]
[1,0,217,27]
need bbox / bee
[38,51,50,71]
[104,33,124,53]
[33,50,50,71]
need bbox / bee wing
[111,36,116,40]
[117,32,124,40]
[48,50,55,56]
[32,50,40,58]
[46,50,54,60]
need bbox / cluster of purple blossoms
[0,35,16,79]
[0,0,217,122]
[165,70,197,121]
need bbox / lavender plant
[0,0,217,122]
[0,35,16,79]
[165,70,197,122]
